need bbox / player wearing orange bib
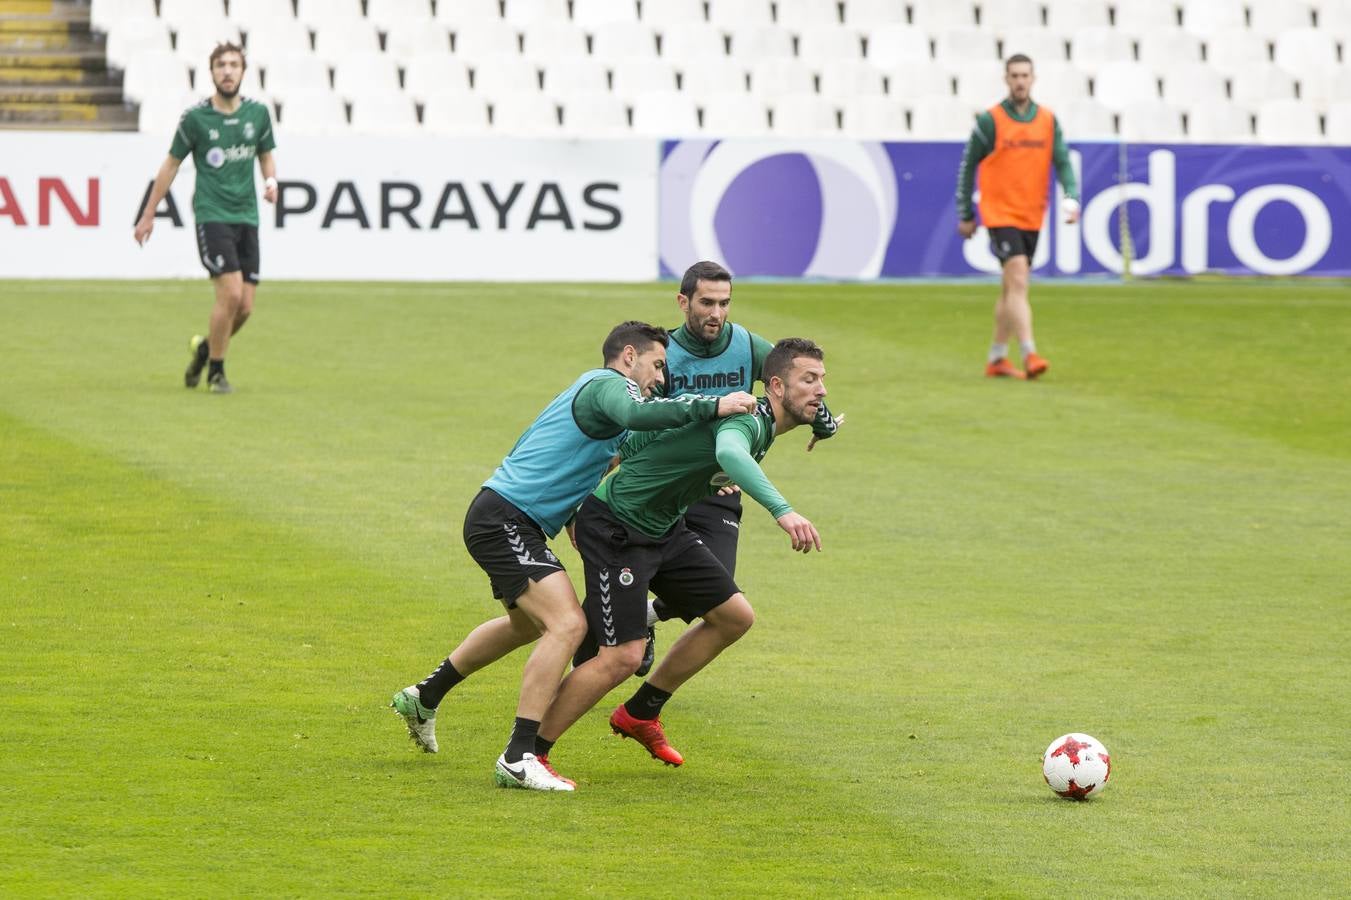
[955,54,1079,380]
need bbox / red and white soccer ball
[1042,733,1111,800]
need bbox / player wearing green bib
[134,42,277,395]
[536,338,829,773]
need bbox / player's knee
[599,642,646,678]
[716,594,755,638]
[548,605,588,648]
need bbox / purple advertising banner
[659,140,1351,278]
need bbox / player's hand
[957,220,978,240]
[263,177,279,205]
[134,218,154,246]
[716,391,757,417]
[776,512,821,553]
[1062,197,1080,225]
[806,412,844,452]
[716,484,741,497]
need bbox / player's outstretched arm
[133,155,183,245]
[714,426,820,552]
[578,377,751,434]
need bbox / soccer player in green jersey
[134,42,277,395]
[536,338,829,774]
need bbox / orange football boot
[985,357,1025,379]
[1024,353,1050,379]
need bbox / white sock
[1020,339,1037,357]
[988,343,1008,364]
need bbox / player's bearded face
[682,281,731,341]
[781,358,827,424]
[1005,64,1033,102]
[630,347,667,397]
[212,54,244,98]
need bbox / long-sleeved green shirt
[955,98,1079,222]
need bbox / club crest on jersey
[618,568,634,586]
[243,121,256,140]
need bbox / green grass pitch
[2,278,1348,896]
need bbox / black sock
[652,597,672,622]
[416,657,465,709]
[505,717,540,763]
[196,339,210,364]
[534,735,556,758]
[624,682,673,720]
[208,359,225,379]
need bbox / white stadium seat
[104,17,171,69]
[1119,100,1186,141]
[572,0,640,27]
[432,0,503,27]
[1159,61,1228,107]
[121,51,191,102]
[1204,28,1273,78]
[137,90,199,134]
[1181,0,1247,36]
[452,20,522,62]
[349,91,419,134]
[954,60,1007,107]
[1000,27,1070,64]
[776,0,844,28]
[818,59,886,100]
[866,25,931,67]
[541,58,610,97]
[228,0,297,33]
[472,58,541,96]
[332,52,402,100]
[173,20,243,67]
[159,0,225,28]
[403,55,472,101]
[502,0,571,26]
[798,28,865,61]
[243,19,313,65]
[91,0,157,34]
[1028,61,1090,110]
[933,28,999,63]
[385,21,452,59]
[519,22,589,60]
[909,94,979,139]
[659,23,729,59]
[1043,0,1112,32]
[1056,97,1117,139]
[312,23,382,64]
[680,59,751,97]
[841,94,908,137]
[881,61,954,101]
[726,24,796,59]
[1185,102,1253,141]
[367,0,435,29]
[1136,29,1204,72]
[748,58,817,98]
[1272,28,1341,82]
[1324,101,1351,143]
[421,95,492,134]
[263,54,332,100]
[843,0,908,28]
[910,0,977,30]
[295,0,364,29]
[700,92,771,135]
[560,91,630,135]
[1229,64,1298,109]
[1249,0,1316,33]
[707,0,775,28]
[277,89,349,134]
[1318,0,1351,35]
[979,0,1046,34]
[1068,27,1136,75]
[640,0,707,27]
[1092,62,1161,112]
[1114,0,1180,32]
[1299,66,1351,109]
[1255,98,1324,143]
[610,59,679,101]
[771,93,840,135]
[589,22,660,59]
[630,90,699,136]
[491,91,562,135]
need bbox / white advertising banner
[0,133,658,281]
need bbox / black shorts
[574,495,739,647]
[682,490,743,578]
[988,227,1040,264]
[462,488,565,608]
[196,222,260,283]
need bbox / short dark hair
[1005,54,1033,72]
[209,42,246,70]
[680,260,732,299]
[763,337,824,384]
[603,320,668,363]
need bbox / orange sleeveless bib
[977,103,1055,230]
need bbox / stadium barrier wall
[3,134,1349,280]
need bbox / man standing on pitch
[390,322,755,792]
[955,54,1079,380]
[134,42,276,395]
[536,338,829,775]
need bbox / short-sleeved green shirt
[169,97,276,226]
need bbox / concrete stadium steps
[0,0,136,131]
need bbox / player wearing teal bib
[536,338,829,772]
[390,322,756,791]
[134,42,278,395]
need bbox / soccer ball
[1042,733,1111,800]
